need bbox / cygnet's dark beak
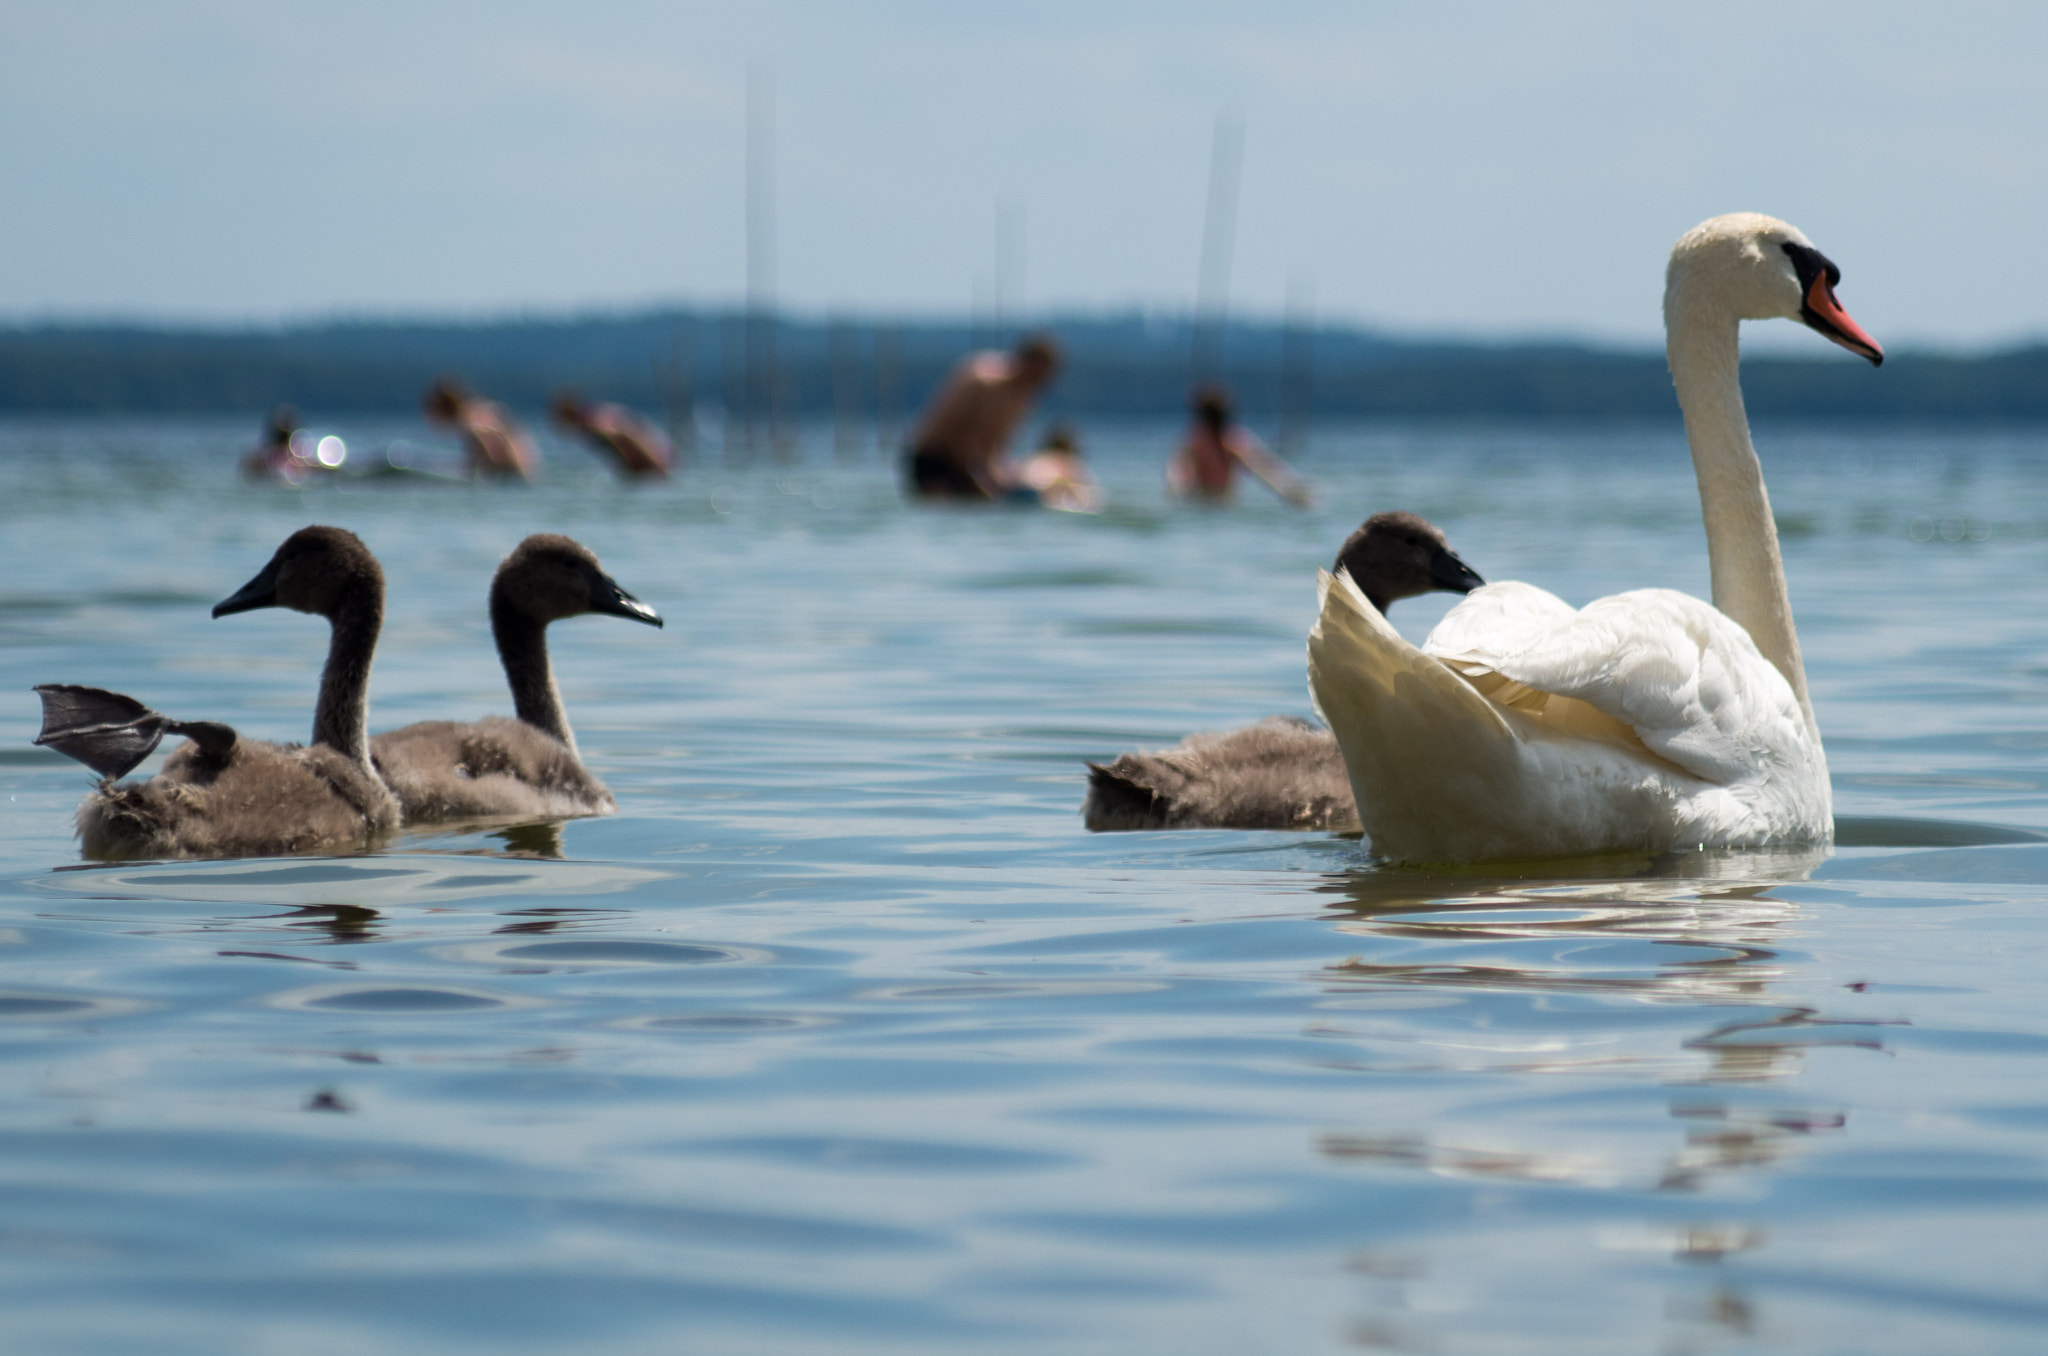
[1430,547,1485,595]
[212,558,282,617]
[588,570,662,628]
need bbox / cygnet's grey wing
[32,685,171,781]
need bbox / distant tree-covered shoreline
[2,310,2041,424]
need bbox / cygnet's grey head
[212,525,383,620]
[492,533,662,628]
[1332,512,1484,615]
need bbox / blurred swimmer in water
[550,391,673,480]
[423,378,538,481]
[1016,424,1102,513]
[240,405,341,484]
[240,405,302,481]
[903,333,1061,501]
[1168,385,1314,508]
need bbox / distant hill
[1,309,2042,424]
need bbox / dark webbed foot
[33,684,237,781]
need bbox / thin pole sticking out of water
[664,317,697,465]
[745,66,778,460]
[874,324,904,459]
[1279,271,1314,459]
[829,312,863,461]
[995,200,1024,339]
[720,313,743,464]
[1192,113,1244,386]
[970,276,991,352]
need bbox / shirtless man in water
[551,391,673,479]
[423,379,538,481]
[1168,386,1314,508]
[903,334,1061,500]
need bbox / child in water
[1168,386,1314,508]
[240,406,341,484]
[1016,424,1102,513]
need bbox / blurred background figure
[239,405,302,481]
[423,378,538,481]
[550,390,674,480]
[1168,385,1314,508]
[903,333,1061,501]
[1016,423,1102,513]
[239,405,344,484]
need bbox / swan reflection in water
[486,820,565,860]
[1316,843,1833,1022]
[44,826,664,920]
[1309,845,1872,1351]
[1308,841,1890,1085]
[273,903,383,946]
[255,900,622,945]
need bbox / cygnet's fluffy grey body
[369,534,661,823]
[1083,512,1483,832]
[37,526,400,859]
[1086,713,1356,832]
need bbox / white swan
[1307,212,1883,863]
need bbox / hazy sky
[2,1,2042,345]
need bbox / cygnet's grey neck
[491,591,575,754]
[1666,288,1813,729]
[312,590,382,765]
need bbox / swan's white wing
[1308,569,1517,780]
[1423,583,1808,787]
[1424,580,1582,653]
[1310,570,1709,862]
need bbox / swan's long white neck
[1666,289,1816,733]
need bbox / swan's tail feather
[33,684,237,782]
[1306,570,1522,858]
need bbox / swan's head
[494,533,663,629]
[213,525,383,620]
[1332,512,1485,615]
[1665,212,1883,365]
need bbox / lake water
[4,415,2048,1354]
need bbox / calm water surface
[4,416,2048,1354]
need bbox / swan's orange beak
[1802,273,1884,366]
